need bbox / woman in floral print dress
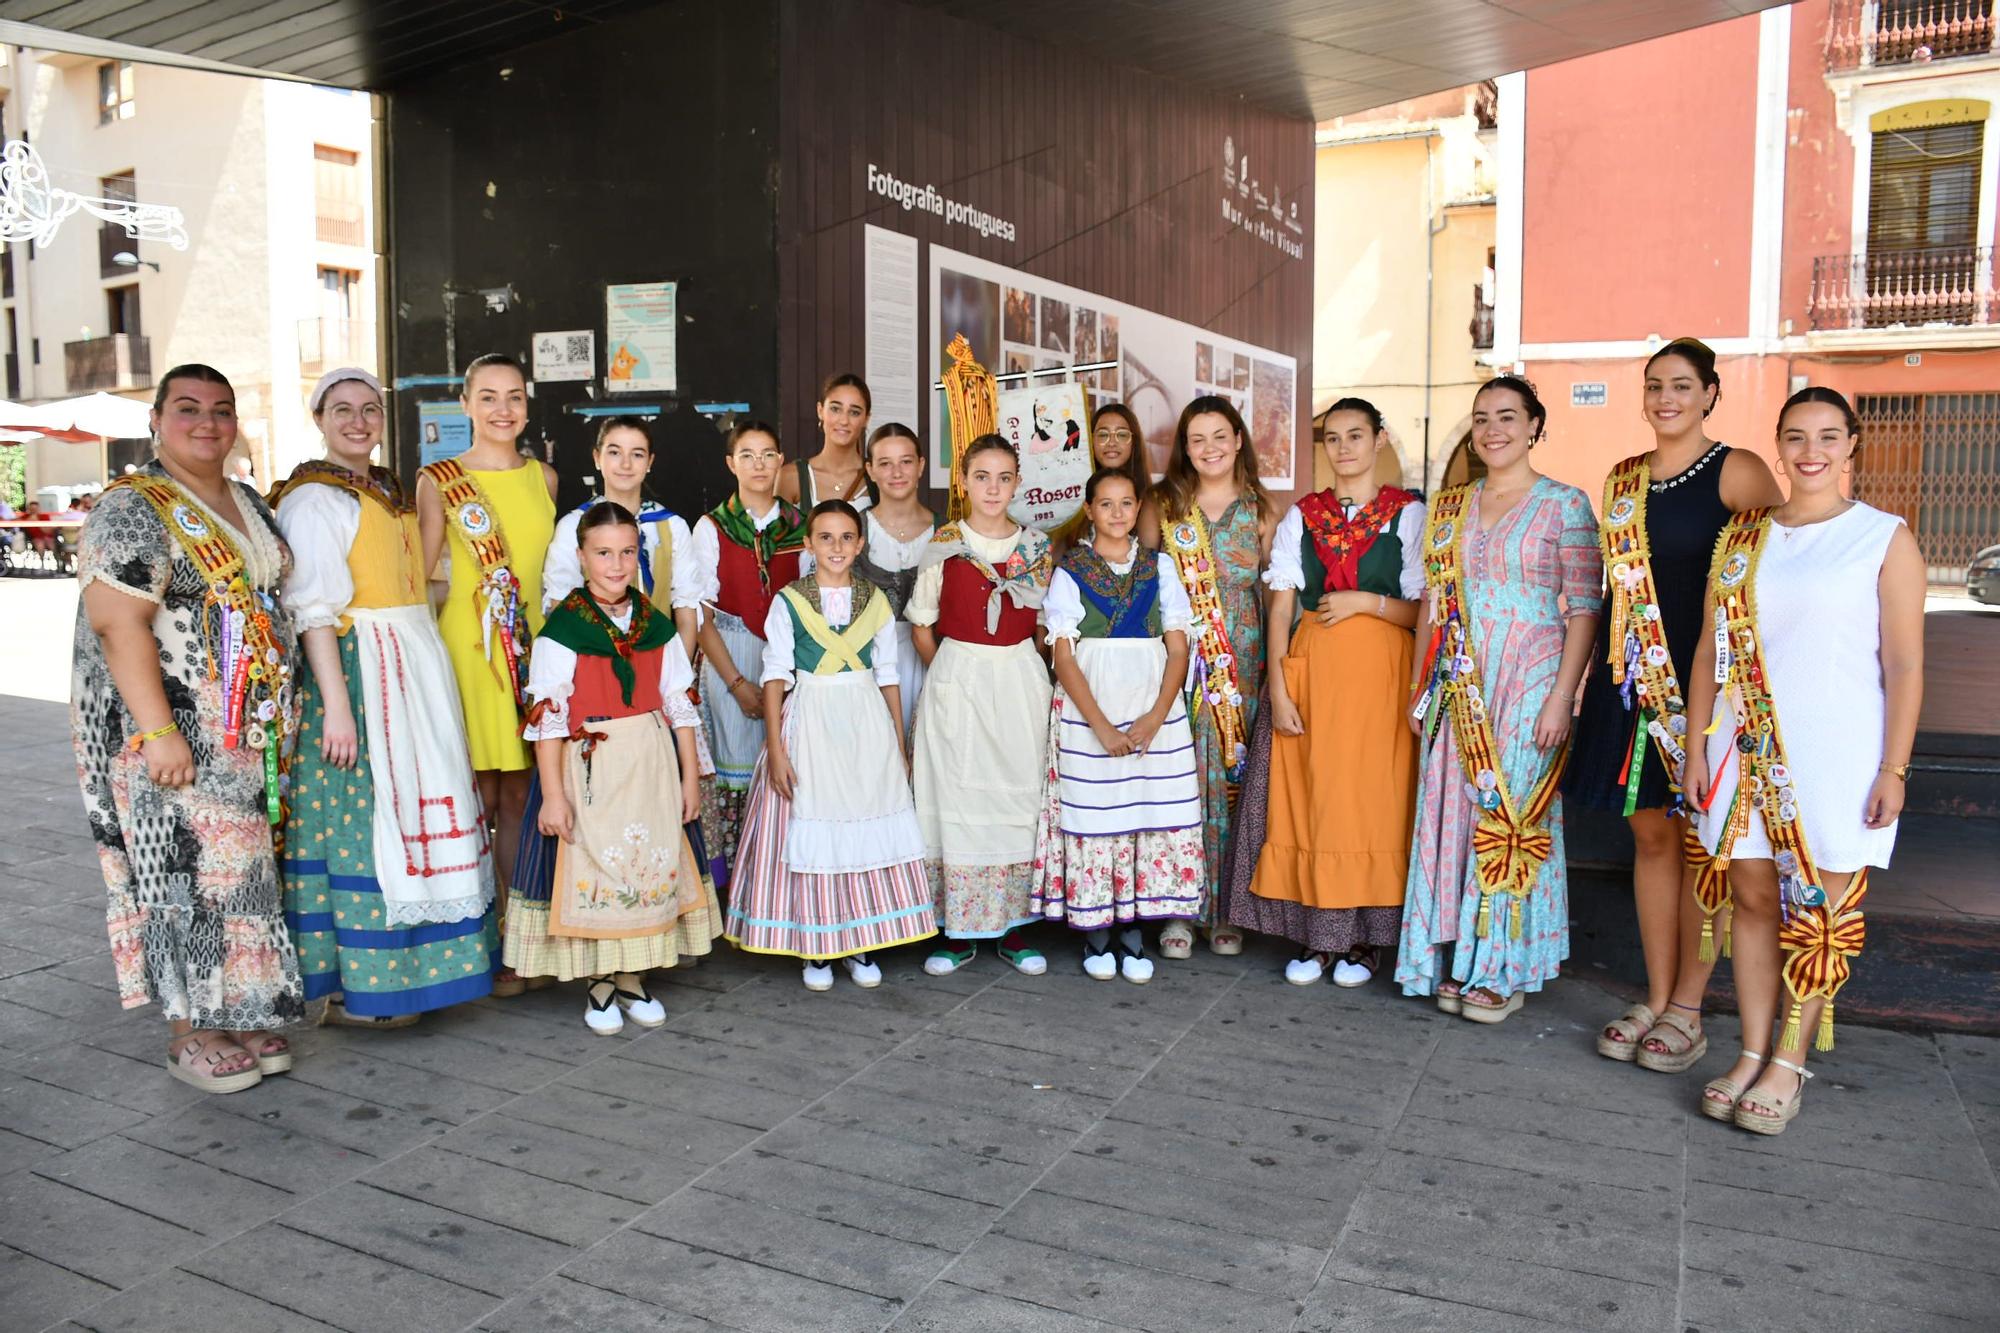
[72,365,305,1093]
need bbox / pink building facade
[1488,0,2000,580]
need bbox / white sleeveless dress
[1698,502,1904,873]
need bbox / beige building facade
[0,48,376,498]
[1312,85,1496,494]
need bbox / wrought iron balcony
[1826,0,1997,72]
[64,334,152,392]
[1808,245,1997,331]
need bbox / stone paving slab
[3,690,2000,1333]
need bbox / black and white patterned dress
[71,461,305,1029]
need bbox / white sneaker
[802,962,834,991]
[1331,955,1375,989]
[1285,952,1328,986]
[844,955,882,988]
[1119,951,1155,985]
[1082,948,1117,981]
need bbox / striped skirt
[282,632,497,1017]
[726,674,936,960]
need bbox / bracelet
[727,677,748,691]
[1879,761,1910,780]
[1554,688,1576,703]
[127,721,178,751]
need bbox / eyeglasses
[1095,428,1134,443]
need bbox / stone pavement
[4,688,2000,1333]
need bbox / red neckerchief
[1297,486,1416,592]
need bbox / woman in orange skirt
[1225,398,1424,986]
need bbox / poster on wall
[533,329,596,383]
[927,243,1296,489]
[605,282,678,393]
[416,400,471,468]
[864,225,922,434]
[995,381,1091,532]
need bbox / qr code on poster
[564,335,591,362]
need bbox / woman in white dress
[1685,387,1925,1134]
[855,423,936,740]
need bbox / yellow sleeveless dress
[436,460,555,771]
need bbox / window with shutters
[1861,117,1984,326]
[314,144,364,246]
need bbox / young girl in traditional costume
[1685,388,1922,1133]
[727,500,938,988]
[1227,398,1424,988]
[854,423,937,741]
[1563,340,1782,1069]
[1139,397,1275,958]
[777,373,873,512]
[276,368,495,1027]
[417,354,557,996]
[512,502,720,1034]
[909,435,1053,977]
[532,419,720,885]
[1030,470,1201,983]
[682,422,807,883]
[1396,376,1602,1022]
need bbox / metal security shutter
[1869,119,1982,252]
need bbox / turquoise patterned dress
[1395,478,1602,998]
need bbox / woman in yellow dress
[416,353,557,993]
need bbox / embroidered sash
[1598,454,1729,944]
[1700,510,1867,1051]
[108,474,294,824]
[1061,545,1160,638]
[422,458,531,709]
[779,579,891,675]
[919,521,1052,634]
[1162,506,1247,785]
[1298,486,1415,592]
[1413,483,1567,939]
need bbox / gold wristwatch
[1880,762,1910,780]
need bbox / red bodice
[935,555,1039,646]
[714,533,803,638]
[568,644,665,726]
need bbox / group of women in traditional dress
[71,344,1920,1134]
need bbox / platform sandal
[230,1031,293,1076]
[1595,1001,1657,1062]
[1734,1057,1811,1136]
[1458,986,1524,1024]
[1700,1050,1766,1122]
[165,1031,262,1095]
[1635,1003,1708,1074]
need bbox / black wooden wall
[775,0,1315,492]
[384,0,781,516]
